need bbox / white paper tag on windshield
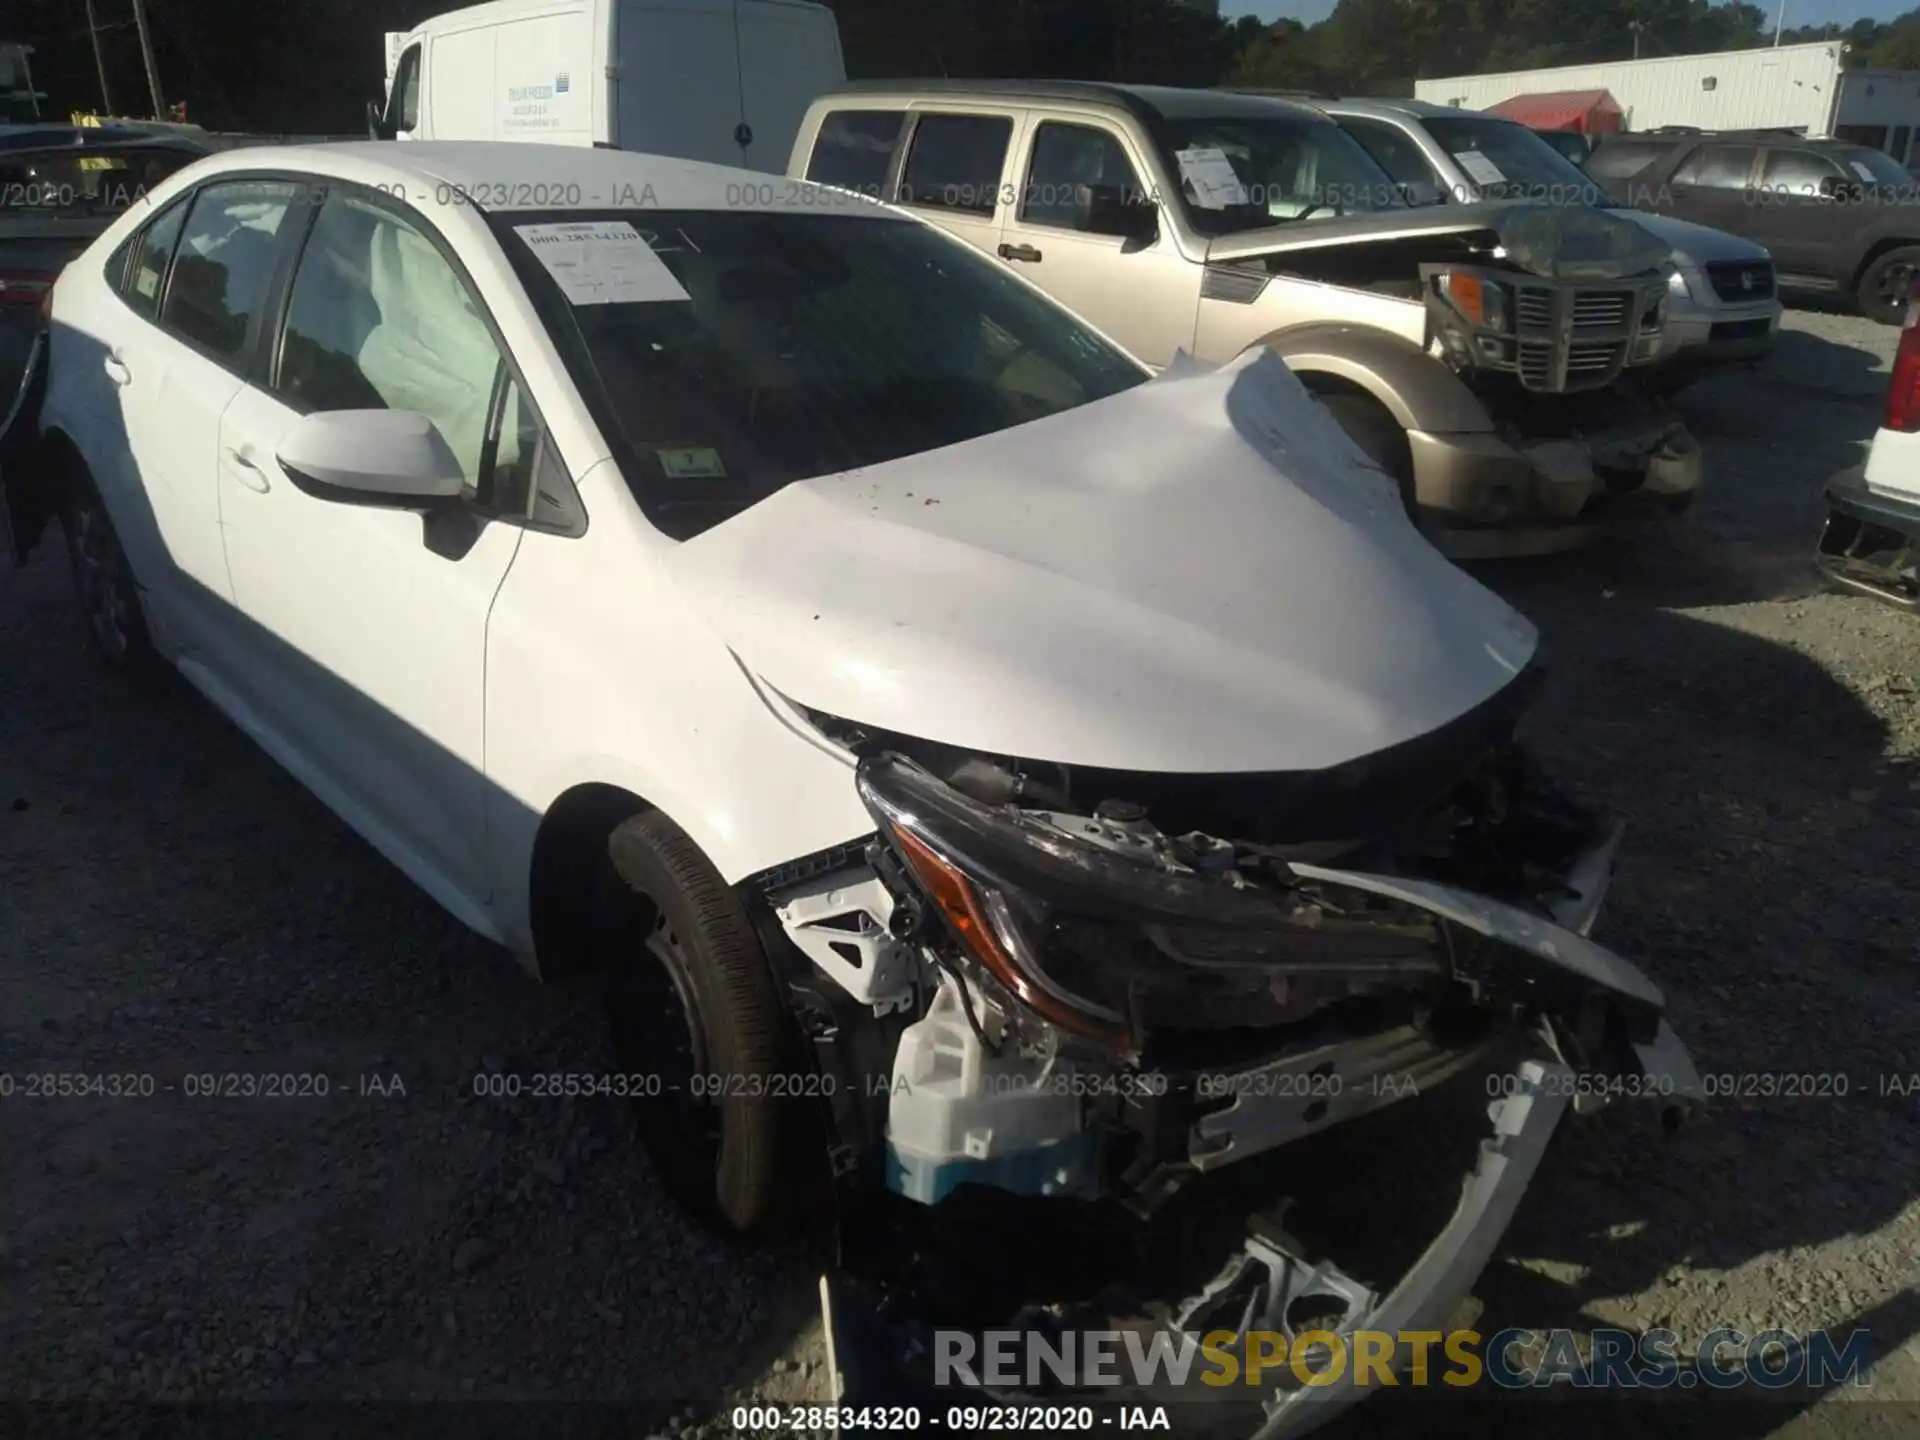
[1175,147,1250,210]
[512,220,690,305]
[1455,150,1506,187]
[1850,159,1878,183]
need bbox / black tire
[60,480,157,677]
[601,810,808,1236]
[1317,390,1419,519]
[1856,246,1920,326]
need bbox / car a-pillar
[526,784,827,1238]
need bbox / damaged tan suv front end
[789,82,1704,559]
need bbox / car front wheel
[601,809,815,1237]
[1857,246,1920,326]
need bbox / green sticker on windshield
[658,446,727,480]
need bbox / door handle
[997,242,1043,263]
[225,449,270,493]
[103,351,131,386]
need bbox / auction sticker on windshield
[512,220,690,305]
[1455,150,1506,187]
[1175,148,1250,209]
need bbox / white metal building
[1415,43,1920,162]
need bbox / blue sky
[1222,0,1917,28]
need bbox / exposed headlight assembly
[856,754,1448,1055]
[1434,270,1510,333]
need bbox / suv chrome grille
[1704,260,1775,302]
[1571,292,1632,331]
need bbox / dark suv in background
[0,125,208,396]
[1587,128,1920,324]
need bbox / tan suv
[787,81,1704,557]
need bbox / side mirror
[1081,184,1158,241]
[276,409,466,509]
[367,97,396,141]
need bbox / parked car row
[1582,126,1920,326]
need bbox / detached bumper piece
[819,1061,1573,1440]
[1817,466,1920,612]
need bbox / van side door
[736,0,846,173]
[994,114,1197,366]
[617,0,748,166]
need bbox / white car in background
[0,140,1698,1437]
[1818,276,1920,607]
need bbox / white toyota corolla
[0,141,1699,1435]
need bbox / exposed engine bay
[746,670,1700,1432]
[751,668,1682,1216]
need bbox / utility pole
[1774,0,1787,46]
[131,0,165,120]
[1630,20,1645,59]
[82,0,114,114]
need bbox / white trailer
[1416,42,1858,136]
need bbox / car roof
[817,78,1328,125]
[0,124,208,155]
[167,140,897,215]
[1318,97,1474,122]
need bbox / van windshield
[1149,115,1406,236]
[497,209,1148,540]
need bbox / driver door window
[1018,122,1144,231]
[997,115,1193,369]
[272,191,555,517]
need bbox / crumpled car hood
[1205,201,1670,281]
[666,349,1539,775]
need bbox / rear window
[0,146,200,220]
[805,110,905,195]
[496,209,1147,540]
[899,113,1014,216]
[1585,137,1674,182]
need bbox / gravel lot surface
[3,309,1918,1439]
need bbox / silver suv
[1318,97,1781,383]
[789,81,1702,558]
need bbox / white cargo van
[372,0,845,173]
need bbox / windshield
[1422,116,1613,207]
[0,145,200,221]
[498,210,1148,540]
[1150,115,1406,236]
[1839,146,1914,188]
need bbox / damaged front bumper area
[1816,463,1920,612]
[761,729,1700,1435]
[1415,401,1702,561]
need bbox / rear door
[1755,146,1851,282]
[736,0,845,174]
[617,0,746,165]
[1657,142,1759,238]
[893,108,1021,260]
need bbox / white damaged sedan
[0,141,1700,1435]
